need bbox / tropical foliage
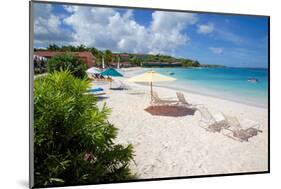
[180,59,200,67]
[142,54,176,63]
[47,53,87,79]
[35,44,210,68]
[129,55,142,66]
[104,50,113,66]
[33,71,134,187]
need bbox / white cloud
[34,3,252,56]
[209,47,223,54]
[149,11,198,54]
[33,3,74,47]
[197,22,245,46]
[33,4,200,54]
[151,11,198,32]
[197,23,214,34]
[215,29,244,45]
[62,7,198,54]
[63,5,79,13]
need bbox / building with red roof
[34,51,96,68]
[110,62,132,68]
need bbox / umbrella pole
[150,82,153,102]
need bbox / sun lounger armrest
[193,104,205,108]
[162,97,178,100]
[250,123,261,130]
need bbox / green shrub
[33,71,134,187]
[47,53,87,79]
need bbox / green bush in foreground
[34,71,134,187]
[47,53,87,79]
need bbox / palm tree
[77,44,88,51]
[104,50,113,67]
[47,44,60,51]
[95,51,104,68]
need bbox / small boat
[168,72,175,75]
[248,78,259,83]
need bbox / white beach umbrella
[86,67,101,75]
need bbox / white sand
[94,68,268,179]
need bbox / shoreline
[149,83,268,109]
[119,67,268,109]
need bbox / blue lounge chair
[88,87,104,93]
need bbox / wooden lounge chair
[151,91,178,106]
[198,106,262,141]
[222,116,262,142]
[119,80,131,90]
[89,74,111,82]
[110,80,130,90]
[176,92,203,108]
[197,106,229,132]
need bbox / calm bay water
[145,67,268,108]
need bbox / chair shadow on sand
[96,96,110,101]
[144,105,196,117]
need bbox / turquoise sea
[144,67,268,108]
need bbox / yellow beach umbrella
[127,70,176,101]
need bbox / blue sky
[33,2,269,68]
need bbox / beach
[95,67,268,179]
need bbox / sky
[33,2,269,68]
